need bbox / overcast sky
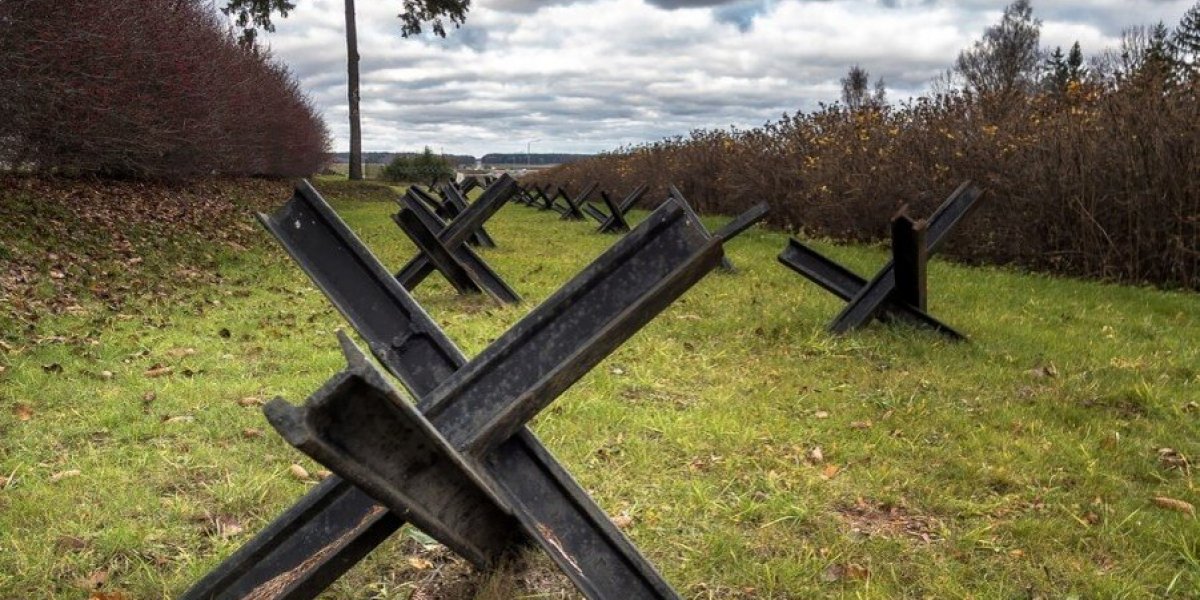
[259,0,1197,156]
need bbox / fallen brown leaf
[77,568,107,590]
[50,469,81,482]
[289,464,310,481]
[214,515,244,538]
[850,420,873,430]
[1151,496,1195,517]
[821,562,869,583]
[821,464,841,480]
[1157,448,1190,471]
[89,591,128,600]
[143,365,173,378]
[56,535,91,551]
[13,403,33,421]
[1027,364,1058,379]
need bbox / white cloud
[258,0,1198,155]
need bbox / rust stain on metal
[536,523,582,575]
[245,504,388,600]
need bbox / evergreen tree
[1044,45,1068,94]
[1172,1,1200,76]
[1067,42,1086,83]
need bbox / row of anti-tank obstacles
[183,174,984,599]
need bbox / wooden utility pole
[345,0,362,180]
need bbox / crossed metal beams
[589,184,648,234]
[187,181,767,600]
[392,176,520,304]
[556,182,596,220]
[777,180,984,338]
[410,184,496,248]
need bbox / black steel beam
[583,198,610,225]
[442,183,496,248]
[183,180,468,600]
[891,209,927,311]
[667,184,748,272]
[558,182,596,221]
[393,208,483,296]
[187,184,752,600]
[272,198,733,598]
[393,193,521,304]
[542,187,569,214]
[265,334,518,568]
[777,238,963,337]
[595,191,628,233]
[828,182,982,334]
[595,184,650,234]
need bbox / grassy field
[1,177,1198,598]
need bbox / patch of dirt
[836,497,941,543]
[403,546,577,600]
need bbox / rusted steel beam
[187,185,764,600]
[669,184,767,272]
[391,180,521,304]
[778,181,983,338]
[891,208,928,311]
[595,184,648,234]
[777,239,963,337]
[441,183,496,248]
[558,182,596,221]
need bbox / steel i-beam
[390,179,521,304]
[186,184,765,600]
[668,184,768,272]
[441,183,497,248]
[558,182,596,221]
[777,181,983,338]
[596,184,648,234]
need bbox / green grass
[1,179,1198,598]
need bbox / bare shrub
[0,0,330,179]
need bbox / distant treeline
[528,0,1200,290]
[332,152,476,167]
[332,152,593,166]
[0,0,329,179]
[479,153,592,165]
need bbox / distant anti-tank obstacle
[557,182,596,221]
[391,177,520,304]
[408,184,495,248]
[587,184,648,233]
[186,180,770,600]
[778,181,985,339]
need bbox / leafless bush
[528,77,1199,289]
[0,0,330,179]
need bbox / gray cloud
[261,0,1198,155]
